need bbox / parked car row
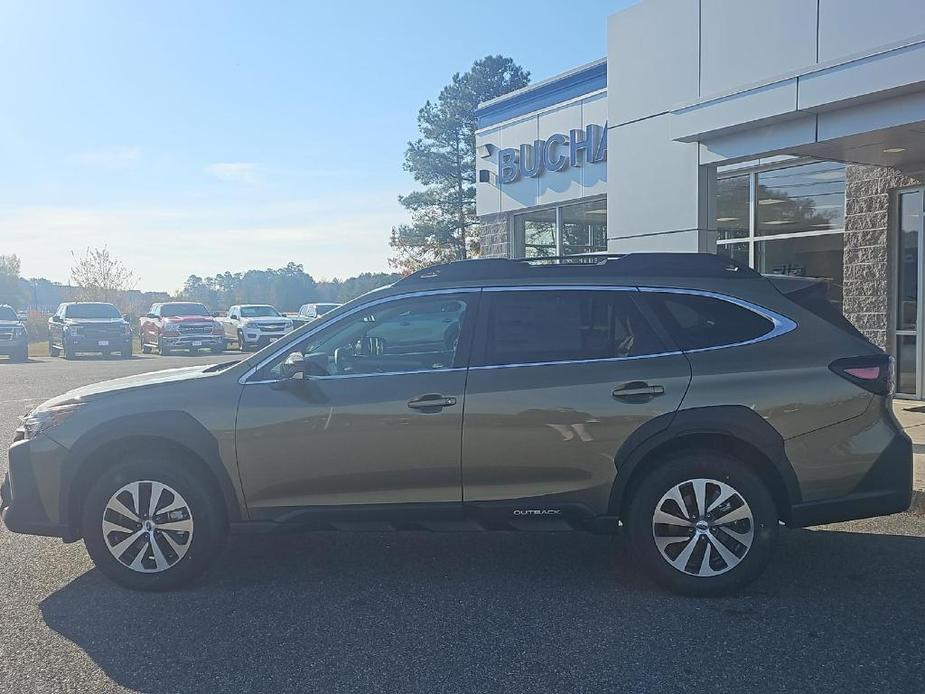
[0,299,344,362]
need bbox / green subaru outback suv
[1,254,912,595]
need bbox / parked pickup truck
[0,304,28,362]
[139,302,225,356]
[218,304,294,351]
[48,302,132,359]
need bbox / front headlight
[20,404,84,440]
[121,323,132,336]
[285,320,293,330]
[13,325,26,338]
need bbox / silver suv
[1,254,912,595]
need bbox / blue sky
[0,1,633,291]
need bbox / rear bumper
[1,438,75,540]
[788,429,912,527]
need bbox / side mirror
[280,351,306,380]
[51,315,62,323]
[145,313,157,319]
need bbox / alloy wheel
[101,480,194,573]
[651,478,754,577]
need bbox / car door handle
[407,394,457,410]
[612,382,665,399]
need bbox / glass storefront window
[714,160,847,312]
[716,241,748,266]
[716,175,749,240]
[561,199,607,255]
[514,198,606,258]
[898,191,922,331]
[514,208,557,258]
[756,162,845,236]
[755,232,845,308]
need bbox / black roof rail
[397,253,760,285]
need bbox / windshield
[0,307,17,321]
[161,303,210,317]
[240,306,281,318]
[65,304,121,319]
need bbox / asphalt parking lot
[1,353,925,693]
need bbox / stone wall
[843,165,922,350]
[477,213,511,259]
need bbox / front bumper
[241,330,288,346]
[161,335,225,349]
[1,436,75,540]
[0,339,27,355]
[66,334,132,352]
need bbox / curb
[911,490,925,516]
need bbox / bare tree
[70,246,136,306]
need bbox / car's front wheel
[81,454,226,590]
[626,451,778,597]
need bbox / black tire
[237,331,248,352]
[159,338,171,357]
[141,341,152,354]
[625,450,778,597]
[49,339,61,357]
[121,346,132,359]
[63,342,76,360]
[10,347,28,362]
[81,453,226,591]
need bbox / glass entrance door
[896,189,925,397]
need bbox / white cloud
[205,162,262,185]
[71,146,142,169]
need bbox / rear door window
[645,292,773,351]
[476,290,664,367]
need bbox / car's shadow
[40,524,925,693]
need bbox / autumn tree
[390,55,530,274]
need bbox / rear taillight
[829,355,894,396]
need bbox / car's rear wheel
[81,454,226,590]
[626,451,778,597]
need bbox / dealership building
[475,0,925,397]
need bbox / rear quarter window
[647,292,774,351]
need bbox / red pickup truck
[139,302,226,356]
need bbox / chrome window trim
[638,287,797,353]
[239,284,796,383]
[469,351,684,371]
[238,287,481,385]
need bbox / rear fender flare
[608,405,801,518]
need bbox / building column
[843,165,922,350]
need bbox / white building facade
[476,0,925,398]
